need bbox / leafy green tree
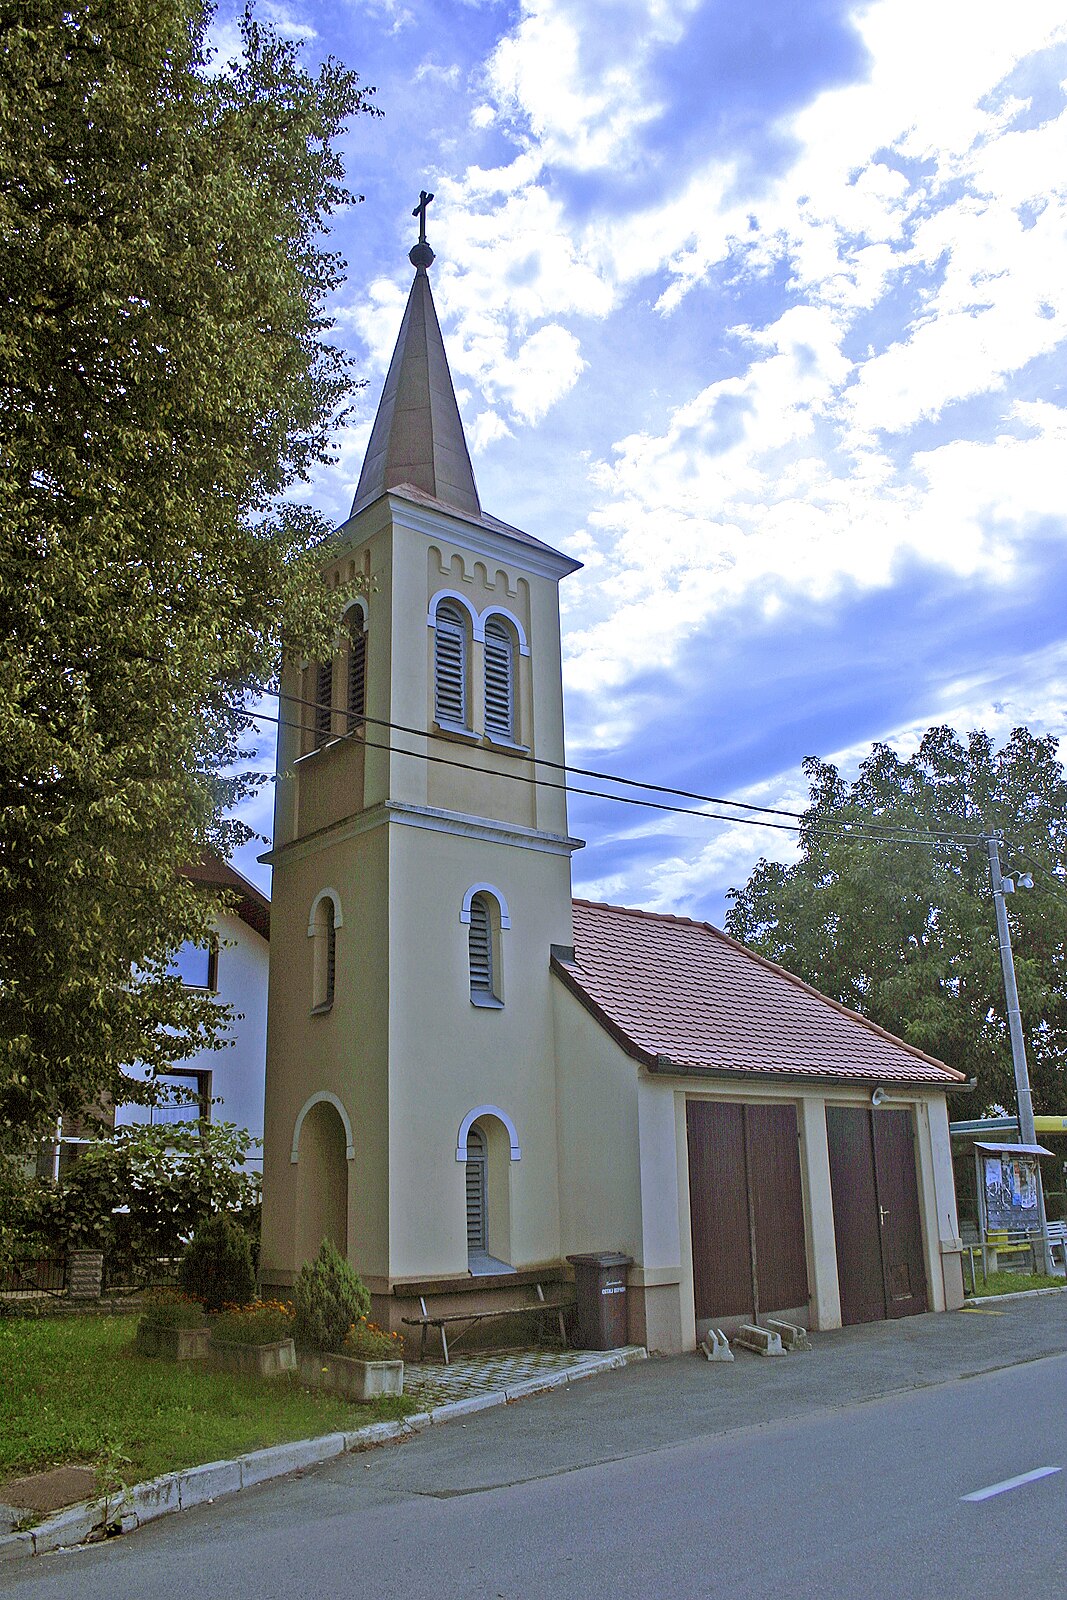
[0,1,380,1150]
[14,1121,260,1273]
[725,727,1067,1113]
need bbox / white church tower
[259,200,582,1319]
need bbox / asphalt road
[8,1295,1067,1599]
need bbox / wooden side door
[687,1101,751,1327]
[687,1100,809,1331]
[746,1103,809,1317]
[826,1105,928,1325]
[826,1106,886,1325]
[872,1109,928,1318]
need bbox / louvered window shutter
[465,1127,487,1252]
[483,618,514,740]
[315,659,333,744]
[325,915,336,1005]
[348,618,366,724]
[434,603,467,726]
[468,896,493,997]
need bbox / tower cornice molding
[260,799,584,869]
[334,488,581,583]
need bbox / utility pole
[984,832,1053,1275]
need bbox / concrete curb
[964,1284,1067,1307]
[0,1346,646,1561]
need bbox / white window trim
[455,1105,522,1162]
[425,594,530,657]
[426,589,479,632]
[459,883,511,929]
[480,606,530,656]
[341,595,369,627]
[307,889,344,936]
[291,1091,356,1164]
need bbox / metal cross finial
[413,190,434,243]
[409,190,436,269]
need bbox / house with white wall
[115,852,269,1167]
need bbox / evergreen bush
[178,1212,255,1313]
[293,1238,370,1353]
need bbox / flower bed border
[297,1348,403,1400]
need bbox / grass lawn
[0,1314,416,1488]
[964,1269,1064,1297]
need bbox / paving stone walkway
[403,1345,639,1409]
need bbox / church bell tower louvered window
[434,601,468,727]
[468,894,495,1003]
[483,617,515,741]
[315,659,333,746]
[348,612,367,726]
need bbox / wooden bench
[401,1281,572,1365]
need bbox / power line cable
[231,698,981,853]
[254,686,986,846]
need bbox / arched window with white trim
[465,1125,487,1254]
[468,895,495,1004]
[434,600,469,729]
[483,615,517,742]
[309,891,341,1012]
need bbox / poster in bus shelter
[982,1152,1038,1230]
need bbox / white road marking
[962,1466,1061,1503]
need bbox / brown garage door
[826,1105,927,1325]
[687,1100,808,1328]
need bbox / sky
[217,0,1067,927]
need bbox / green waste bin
[566,1252,632,1349]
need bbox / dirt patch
[0,1464,97,1514]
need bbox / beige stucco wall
[261,490,579,1292]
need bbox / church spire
[350,192,481,520]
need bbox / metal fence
[0,1255,68,1298]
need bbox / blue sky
[219,0,1067,925]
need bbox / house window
[311,893,340,1011]
[465,1125,487,1254]
[468,893,502,1007]
[172,940,218,992]
[434,601,468,729]
[483,616,516,742]
[150,1069,212,1126]
[315,658,334,746]
[347,610,367,727]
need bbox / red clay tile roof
[555,899,966,1087]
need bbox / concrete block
[32,1499,106,1553]
[701,1329,734,1361]
[0,1531,36,1563]
[431,1391,504,1423]
[733,1323,785,1357]
[177,1459,242,1510]
[344,1420,406,1452]
[128,1474,181,1525]
[239,1433,345,1488]
[402,1412,433,1435]
[765,1318,812,1352]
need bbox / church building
[259,210,968,1352]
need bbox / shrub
[212,1299,295,1346]
[178,1212,255,1313]
[140,1287,206,1329]
[293,1238,370,1353]
[343,1315,404,1362]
